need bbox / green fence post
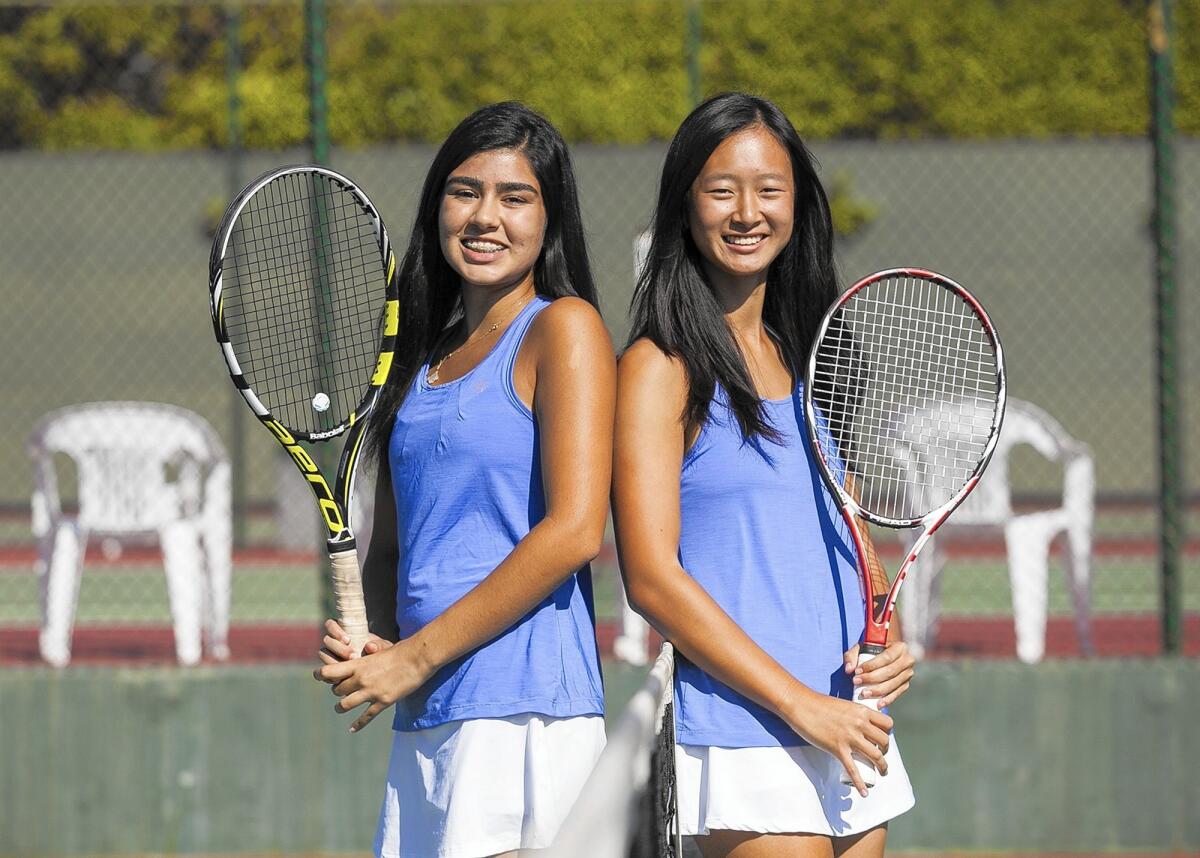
[1149,0,1182,654]
[305,0,335,620]
[225,3,246,549]
[306,0,330,167]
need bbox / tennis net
[541,643,681,858]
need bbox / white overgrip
[329,546,370,657]
[842,647,881,789]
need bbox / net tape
[542,643,680,858]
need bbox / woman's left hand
[318,618,393,663]
[843,641,915,708]
[313,640,434,733]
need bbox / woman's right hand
[318,618,393,664]
[782,688,893,797]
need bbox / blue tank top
[675,383,865,748]
[387,296,604,731]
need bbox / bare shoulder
[618,337,687,396]
[515,297,612,406]
[616,339,691,448]
[530,295,609,342]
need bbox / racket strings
[859,281,987,514]
[811,274,1002,522]
[221,171,387,435]
[227,179,366,409]
[234,174,381,418]
[835,288,989,510]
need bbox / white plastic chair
[611,230,655,666]
[27,402,232,666]
[612,577,650,666]
[897,398,1095,663]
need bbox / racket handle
[329,545,370,657]
[841,643,886,789]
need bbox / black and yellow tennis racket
[209,165,398,654]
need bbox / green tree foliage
[0,0,1194,150]
[0,6,225,148]
[321,1,690,145]
[703,0,1153,138]
[1176,0,1198,128]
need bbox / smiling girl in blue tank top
[614,93,916,856]
[315,103,613,858]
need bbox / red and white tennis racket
[803,268,1006,787]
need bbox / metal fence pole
[225,3,247,549]
[307,0,330,168]
[306,0,335,620]
[1149,0,1182,654]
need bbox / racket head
[209,165,398,444]
[803,268,1006,529]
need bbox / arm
[612,341,891,796]
[316,298,615,730]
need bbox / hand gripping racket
[209,165,399,656]
[803,268,1006,787]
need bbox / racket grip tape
[329,546,370,657]
[841,641,887,789]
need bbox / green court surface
[0,553,1197,630]
[1,548,1196,629]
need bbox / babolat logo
[264,420,344,535]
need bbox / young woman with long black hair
[314,102,614,858]
[613,93,916,857]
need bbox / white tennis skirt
[373,713,606,858]
[676,736,915,839]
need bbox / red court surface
[1,533,1196,568]
[1,531,1196,666]
[1,614,1197,666]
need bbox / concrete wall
[1,659,1197,855]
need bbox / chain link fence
[0,0,1195,666]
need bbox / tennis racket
[803,268,1006,787]
[209,165,399,656]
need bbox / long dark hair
[628,92,837,442]
[367,101,598,461]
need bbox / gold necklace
[428,302,524,384]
